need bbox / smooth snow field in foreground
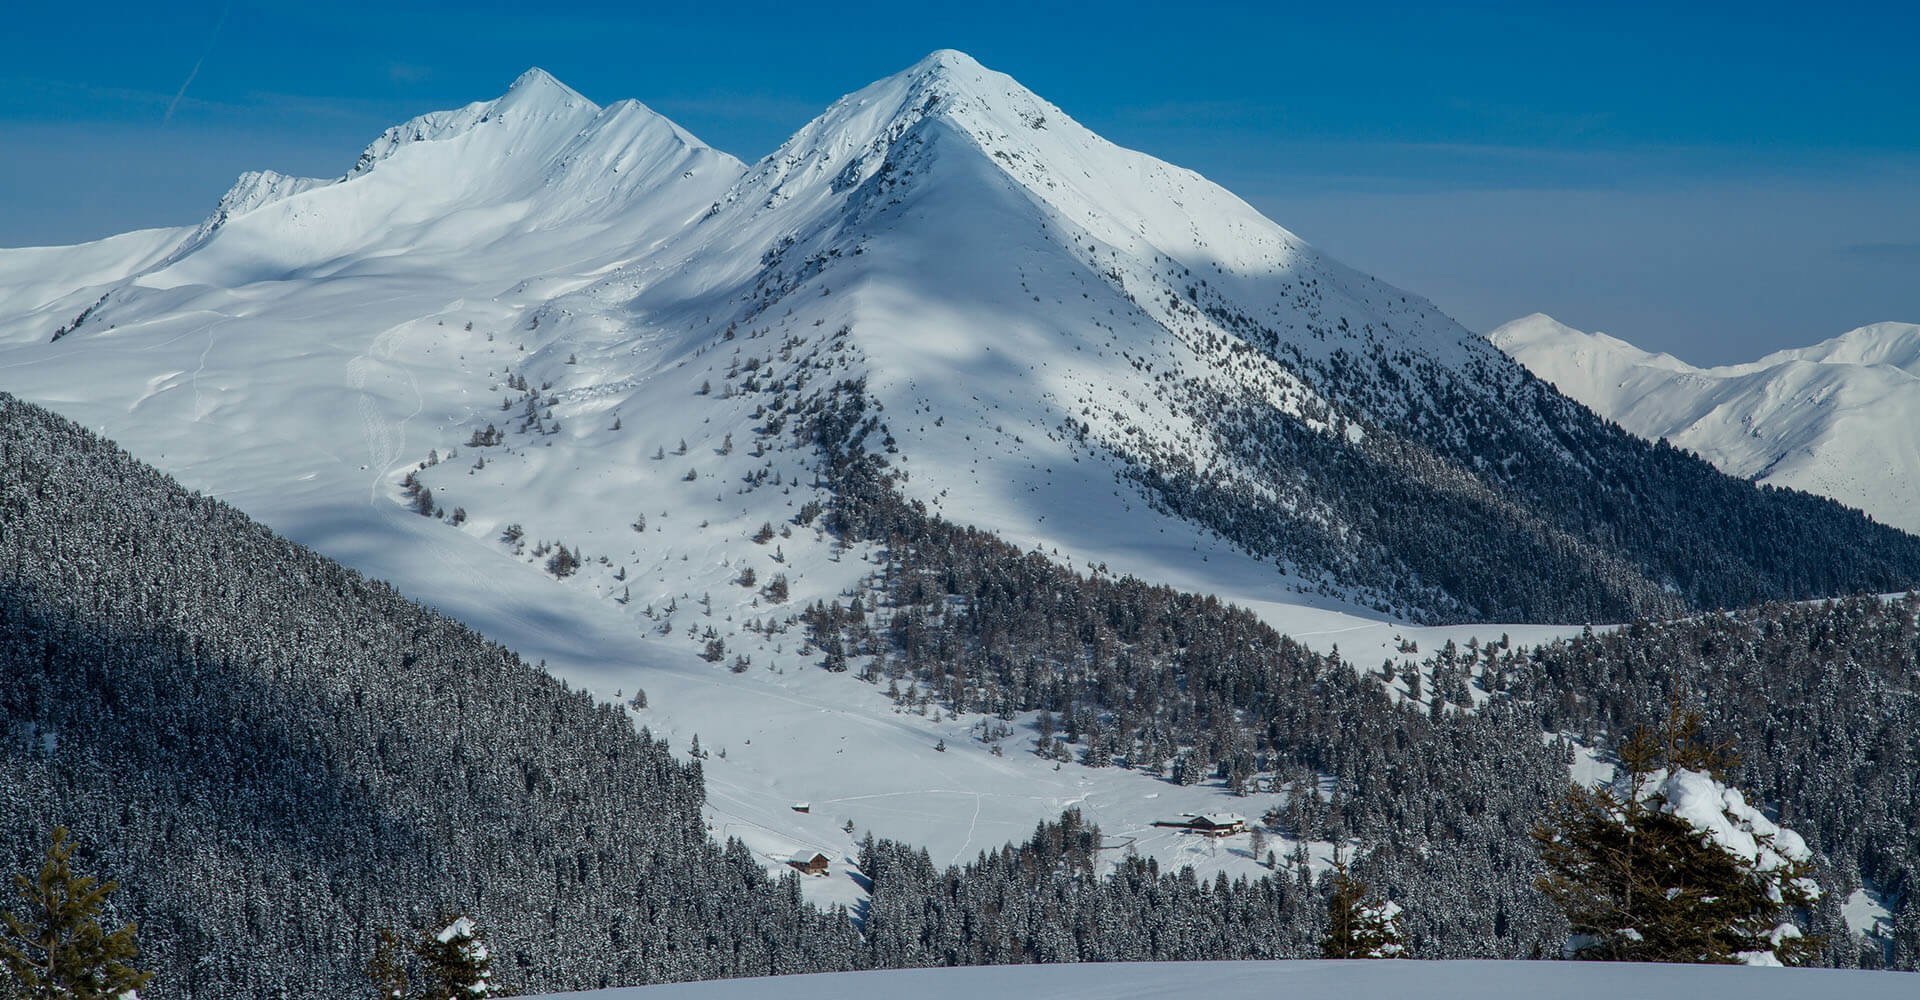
[530,960,1918,1000]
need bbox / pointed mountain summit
[348,66,598,177]
[326,64,732,217]
[721,48,1329,290]
[506,65,589,103]
[749,47,1063,171]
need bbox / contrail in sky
[164,1,235,123]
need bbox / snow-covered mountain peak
[910,47,985,74]
[1494,312,1583,344]
[188,169,335,240]
[547,51,1614,629]
[838,48,1035,117]
[1494,313,1920,385]
[121,70,742,293]
[505,65,586,103]
[705,49,1331,299]
[1490,312,1697,376]
[886,47,1046,115]
[711,48,1057,219]
[816,49,1110,178]
[347,67,600,179]
[1,69,743,334]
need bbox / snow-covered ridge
[0,225,191,344]
[171,67,607,259]
[206,170,335,228]
[0,67,746,347]
[1490,313,1920,532]
[143,82,735,293]
[1754,321,1920,376]
[349,67,595,176]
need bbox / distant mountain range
[1491,313,1920,533]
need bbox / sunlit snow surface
[526,961,1918,1000]
[0,55,1586,902]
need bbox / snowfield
[525,960,1918,1000]
[1490,313,1920,533]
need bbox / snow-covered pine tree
[1533,706,1821,965]
[414,916,494,1000]
[0,827,153,1000]
[1320,857,1405,958]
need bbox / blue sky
[3,1,1915,362]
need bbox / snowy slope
[0,225,193,343]
[527,960,1918,1000]
[618,50,1384,606]
[523,50,1725,629]
[659,52,1520,604]
[1490,313,1920,532]
[509,50,1405,632]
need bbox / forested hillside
[806,403,1918,966]
[0,392,859,997]
[0,391,1547,996]
[1129,341,1920,622]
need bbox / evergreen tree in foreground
[0,827,152,1000]
[368,916,494,1000]
[416,917,494,1000]
[1533,706,1821,965]
[1320,857,1405,959]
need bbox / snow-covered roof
[791,849,830,864]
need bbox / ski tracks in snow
[187,316,237,422]
[348,314,426,503]
[344,300,566,642]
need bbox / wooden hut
[788,850,831,876]
[1152,812,1249,837]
